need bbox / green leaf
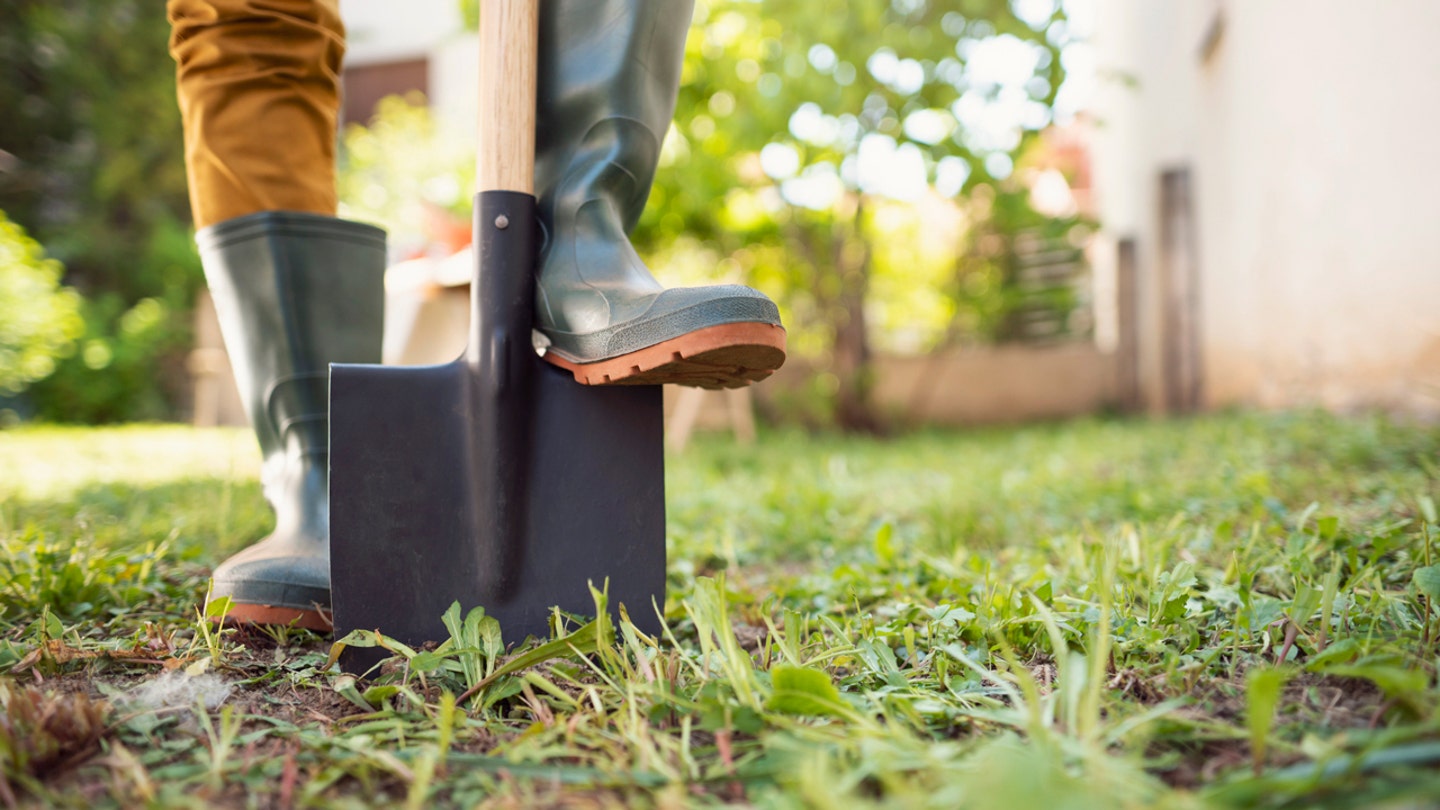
[202,596,232,621]
[480,616,504,665]
[330,631,377,650]
[439,603,489,687]
[463,605,485,647]
[1246,666,1293,770]
[685,575,761,708]
[332,675,374,712]
[1420,495,1437,525]
[1323,664,1428,700]
[323,629,418,672]
[1413,566,1440,601]
[765,664,850,718]
[733,705,765,735]
[480,677,526,712]
[1034,581,1053,605]
[441,601,464,643]
[492,621,605,679]
[1288,580,1321,624]
[434,691,458,758]
[458,616,612,705]
[927,604,976,625]
[1304,638,1359,670]
[362,684,399,707]
[410,651,445,673]
[43,608,64,639]
[874,522,894,565]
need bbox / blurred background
[3,0,1438,438]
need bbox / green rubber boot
[534,0,786,389]
[198,211,385,629]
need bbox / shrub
[0,211,83,399]
[23,293,190,424]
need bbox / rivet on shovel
[494,215,509,229]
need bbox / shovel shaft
[468,1,539,592]
[477,0,538,194]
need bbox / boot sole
[210,602,333,632]
[543,323,786,389]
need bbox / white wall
[339,0,462,65]
[1090,0,1440,415]
[340,1,478,138]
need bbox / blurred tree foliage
[635,0,1071,431]
[0,0,201,422]
[0,213,83,399]
[945,183,1090,346]
[338,93,475,258]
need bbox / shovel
[328,0,665,672]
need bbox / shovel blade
[329,358,664,672]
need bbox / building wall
[873,345,1117,426]
[340,0,460,66]
[342,58,429,124]
[339,0,472,130]
[1090,0,1440,416]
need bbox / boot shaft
[534,1,698,341]
[197,211,385,465]
[535,0,695,235]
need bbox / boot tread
[212,603,332,632]
[543,322,785,389]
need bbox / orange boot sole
[542,322,786,389]
[211,602,333,632]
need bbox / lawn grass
[2,411,1439,808]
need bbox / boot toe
[540,285,786,387]
[210,541,330,613]
[544,284,781,363]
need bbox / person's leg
[169,0,384,628]
[169,0,343,228]
[534,0,787,389]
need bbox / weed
[0,680,108,802]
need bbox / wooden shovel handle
[477,0,538,194]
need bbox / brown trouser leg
[168,0,345,229]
